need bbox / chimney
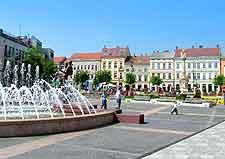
[199,45,203,48]
[176,46,178,50]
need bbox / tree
[150,76,163,92]
[125,72,136,85]
[73,70,89,87]
[93,70,112,86]
[23,48,57,81]
[213,75,225,93]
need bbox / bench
[184,98,202,104]
[116,113,144,124]
[134,96,150,101]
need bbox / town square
[0,0,225,159]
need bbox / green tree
[23,48,57,81]
[213,75,225,93]
[93,70,112,86]
[125,72,136,85]
[150,76,163,92]
[73,70,89,87]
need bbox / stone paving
[0,101,224,159]
[143,118,225,159]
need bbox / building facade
[149,51,175,92]
[69,52,102,80]
[53,56,67,72]
[124,56,150,90]
[101,46,130,85]
[175,48,221,93]
[0,29,28,77]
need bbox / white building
[174,47,221,93]
[149,51,175,92]
[124,56,150,90]
[69,52,102,80]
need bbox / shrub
[176,94,186,101]
[149,94,159,99]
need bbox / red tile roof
[69,52,102,60]
[175,48,220,57]
[102,47,130,58]
[53,56,67,64]
[128,56,150,65]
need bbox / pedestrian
[171,101,179,115]
[115,87,122,109]
[101,90,107,110]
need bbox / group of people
[100,87,122,110]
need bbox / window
[157,73,160,77]
[138,75,142,81]
[208,63,212,68]
[114,62,117,68]
[168,73,172,79]
[84,65,86,70]
[77,65,79,70]
[163,63,166,69]
[176,63,179,69]
[119,62,123,69]
[108,62,111,69]
[126,69,129,72]
[188,63,191,69]
[81,65,83,70]
[168,63,171,69]
[152,63,155,69]
[103,62,106,69]
[176,73,179,79]
[144,75,148,82]
[203,63,206,69]
[91,65,94,70]
[114,71,117,78]
[193,73,196,80]
[197,73,200,79]
[144,68,148,72]
[4,45,7,57]
[188,73,191,79]
[209,73,212,80]
[152,73,155,77]
[157,63,160,69]
[74,66,76,70]
[214,62,218,68]
[95,65,97,71]
[203,73,206,80]
[163,73,166,79]
[197,63,200,69]
[120,73,122,79]
[193,63,196,69]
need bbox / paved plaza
[0,100,225,159]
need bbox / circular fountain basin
[0,111,116,137]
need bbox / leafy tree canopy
[73,70,89,85]
[213,75,225,86]
[150,76,163,86]
[125,72,136,85]
[93,70,112,85]
[23,48,57,81]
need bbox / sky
[1,0,225,56]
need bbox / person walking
[171,101,179,115]
[115,88,122,109]
[101,90,107,110]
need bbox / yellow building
[101,46,130,85]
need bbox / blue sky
[1,0,225,56]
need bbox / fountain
[0,61,115,137]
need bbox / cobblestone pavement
[0,101,224,159]
[143,119,225,159]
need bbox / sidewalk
[142,120,225,159]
